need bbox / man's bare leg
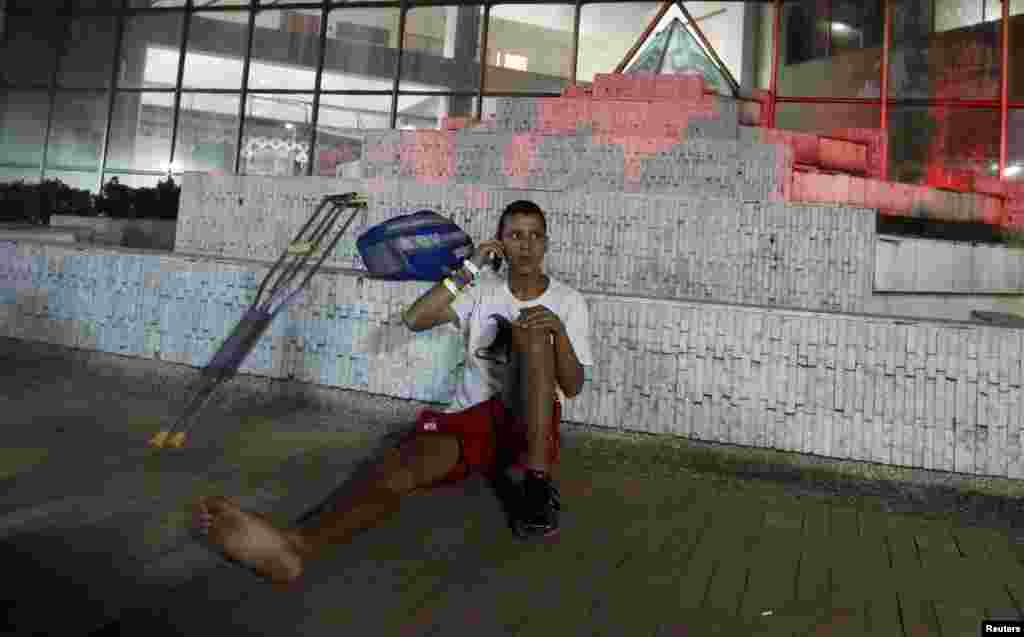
[512,327,557,477]
[193,433,461,588]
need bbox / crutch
[148,192,368,449]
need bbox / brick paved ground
[1,337,1022,637]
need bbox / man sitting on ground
[192,199,594,588]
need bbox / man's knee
[372,447,416,494]
[386,433,461,491]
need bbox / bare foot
[192,495,306,588]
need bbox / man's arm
[553,328,584,398]
[403,241,502,332]
[401,278,461,332]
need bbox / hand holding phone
[472,239,505,272]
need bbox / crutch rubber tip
[287,241,314,255]
[149,430,170,447]
[168,432,187,448]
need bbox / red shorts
[399,397,562,488]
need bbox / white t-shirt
[447,273,594,413]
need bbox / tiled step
[7,235,1024,481]
[0,225,77,244]
[744,128,871,176]
[792,171,1006,225]
[171,175,875,313]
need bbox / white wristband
[462,258,480,278]
[442,277,460,298]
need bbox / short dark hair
[496,200,546,239]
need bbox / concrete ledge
[875,234,1024,293]
[0,225,76,244]
[50,214,176,251]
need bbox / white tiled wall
[175,174,874,313]
[2,238,1022,479]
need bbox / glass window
[42,170,100,193]
[984,3,1007,21]
[1009,8,1024,100]
[777,0,884,98]
[46,92,108,174]
[8,0,65,10]
[102,172,164,190]
[0,12,66,87]
[577,3,662,85]
[887,105,1000,185]
[888,0,1000,100]
[246,9,322,92]
[752,2,777,91]
[676,2,751,91]
[173,92,241,174]
[396,94,476,129]
[934,0,982,31]
[1008,109,1024,180]
[773,101,882,177]
[106,92,175,173]
[484,4,574,93]
[70,1,128,10]
[194,0,249,7]
[0,91,51,177]
[124,1,188,7]
[613,1,747,96]
[774,101,881,133]
[58,15,119,89]
[118,12,185,90]
[240,93,314,176]
[182,10,251,89]
[401,6,483,94]
[0,166,43,185]
[934,0,1007,27]
[314,93,391,177]
[322,8,401,92]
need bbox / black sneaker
[513,469,561,540]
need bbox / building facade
[1,0,1023,194]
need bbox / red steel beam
[770,0,781,128]
[1000,0,1009,186]
[776,96,995,108]
[775,96,881,105]
[881,0,891,182]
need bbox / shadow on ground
[0,527,148,636]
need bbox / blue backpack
[357,210,474,282]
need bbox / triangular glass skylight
[622,10,736,96]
